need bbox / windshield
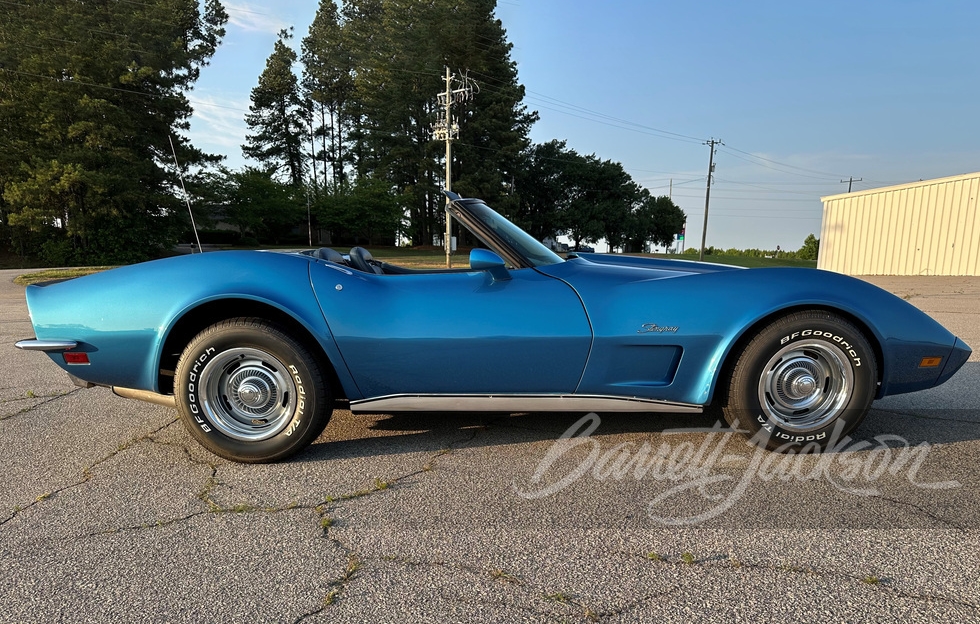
[462,200,564,267]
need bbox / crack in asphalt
[0,417,177,528]
[873,494,968,532]
[292,425,486,619]
[0,388,83,421]
[616,550,980,614]
[292,553,361,623]
[376,553,682,622]
[4,421,487,621]
[0,391,68,404]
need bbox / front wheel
[174,318,331,463]
[721,310,878,451]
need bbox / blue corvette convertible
[16,193,972,462]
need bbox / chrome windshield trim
[15,339,78,352]
[350,393,702,414]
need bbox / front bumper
[937,337,972,386]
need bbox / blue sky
[187,0,980,251]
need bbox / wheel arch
[709,304,884,405]
[157,297,348,402]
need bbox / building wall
[819,172,980,276]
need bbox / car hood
[569,252,743,274]
[556,253,742,281]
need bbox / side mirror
[469,248,511,282]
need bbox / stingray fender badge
[637,323,679,334]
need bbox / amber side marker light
[64,352,90,365]
[919,356,943,368]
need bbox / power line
[720,144,849,179]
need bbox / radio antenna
[168,134,203,253]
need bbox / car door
[310,263,593,399]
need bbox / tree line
[687,234,820,260]
[0,0,685,265]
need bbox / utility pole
[432,67,478,267]
[840,176,862,193]
[699,138,722,261]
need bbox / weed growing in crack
[322,554,361,606]
[543,592,573,604]
[320,516,334,529]
[196,474,221,509]
[323,587,341,606]
[490,569,520,583]
[35,492,52,503]
[26,390,36,398]
[645,552,663,561]
[862,575,880,585]
[680,552,695,565]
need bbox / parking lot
[1,269,978,623]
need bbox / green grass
[14,267,114,286]
[659,254,817,269]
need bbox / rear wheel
[721,310,877,451]
[174,318,330,463]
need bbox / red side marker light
[64,352,90,365]
[919,356,942,368]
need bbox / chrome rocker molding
[350,393,703,414]
[15,339,78,351]
[112,387,177,409]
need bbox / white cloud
[223,2,289,34]
[187,94,251,164]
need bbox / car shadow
[295,361,980,464]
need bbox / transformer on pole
[432,67,477,267]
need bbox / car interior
[309,247,480,275]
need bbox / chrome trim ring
[198,347,297,442]
[759,340,853,432]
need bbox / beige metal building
[818,171,980,276]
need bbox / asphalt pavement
[1,269,978,623]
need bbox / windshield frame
[448,198,564,269]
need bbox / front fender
[545,262,959,405]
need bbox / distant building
[819,171,980,276]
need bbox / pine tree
[301,0,354,190]
[0,0,227,264]
[296,0,536,245]
[243,29,306,188]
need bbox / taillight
[64,352,90,365]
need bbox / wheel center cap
[237,381,268,407]
[788,373,817,399]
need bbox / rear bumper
[15,339,77,351]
